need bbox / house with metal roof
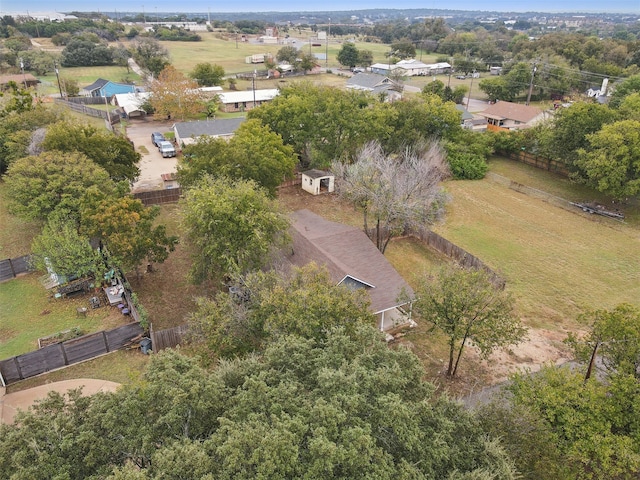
[288,209,415,333]
[217,89,279,113]
[0,74,39,90]
[173,117,246,148]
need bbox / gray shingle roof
[346,73,392,90]
[173,117,245,139]
[82,78,109,92]
[289,209,413,314]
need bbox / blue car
[151,132,165,147]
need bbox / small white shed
[301,170,334,195]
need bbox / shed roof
[113,92,150,116]
[289,209,413,314]
[0,74,39,85]
[173,117,245,139]
[302,169,333,179]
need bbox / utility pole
[19,58,27,88]
[252,70,256,109]
[466,72,475,110]
[142,5,146,25]
[526,63,537,106]
[325,18,330,68]
[54,61,63,98]
[584,341,601,382]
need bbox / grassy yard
[0,274,128,359]
[0,183,41,259]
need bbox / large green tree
[181,177,290,283]
[178,119,297,196]
[538,102,616,169]
[249,82,392,166]
[42,121,141,183]
[31,214,105,280]
[81,196,178,279]
[189,62,225,87]
[130,37,170,77]
[189,263,372,359]
[0,330,517,479]
[414,266,526,377]
[502,366,640,480]
[575,119,640,200]
[566,303,640,380]
[5,151,114,221]
[337,42,359,68]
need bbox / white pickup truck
[158,141,176,158]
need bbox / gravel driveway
[126,117,178,192]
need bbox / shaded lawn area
[0,274,128,359]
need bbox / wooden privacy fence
[499,151,569,177]
[54,98,121,124]
[408,228,505,288]
[149,323,189,352]
[0,322,143,386]
[0,255,33,282]
[133,188,183,206]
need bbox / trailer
[570,202,625,220]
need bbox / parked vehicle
[158,141,176,158]
[151,132,166,147]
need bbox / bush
[447,150,488,180]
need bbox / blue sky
[2,0,639,13]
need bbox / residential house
[173,117,245,148]
[217,89,279,113]
[0,74,39,90]
[288,209,415,333]
[81,78,138,98]
[479,101,547,132]
[370,60,451,77]
[345,73,402,102]
[301,170,335,195]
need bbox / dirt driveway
[126,117,178,192]
[1,379,120,425]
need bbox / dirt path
[0,379,120,425]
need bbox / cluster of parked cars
[151,132,176,158]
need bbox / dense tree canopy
[337,42,360,68]
[31,214,105,280]
[249,83,391,166]
[178,119,297,196]
[189,263,373,359]
[42,121,141,183]
[575,119,640,200]
[130,37,170,77]
[181,177,290,283]
[81,196,178,279]
[0,330,517,479]
[60,38,114,67]
[4,151,114,221]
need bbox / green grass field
[0,274,127,358]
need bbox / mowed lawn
[431,164,640,329]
